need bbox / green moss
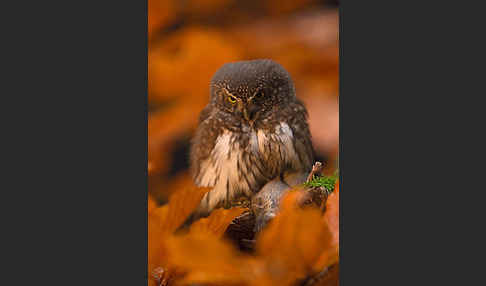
[304,171,339,193]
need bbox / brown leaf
[190,207,248,237]
[255,190,334,285]
[147,99,206,180]
[148,194,158,213]
[148,186,210,285]
[323,181,339,247]
[306,264,339,286]
[148,0,175,39]
[265,0,318,16]
[153,186,210,234]
[182,0,233,16]
[149,27,242,103]
[313,182,339,271]
[148,211,168,283]
[165,233,253,286]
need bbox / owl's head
[209,59,296,125]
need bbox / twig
[306,162,324,183]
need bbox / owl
[188,59,314,228]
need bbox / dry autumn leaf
[181,0,233,17]
[148,104,199,179]
[165,233,253,286]
[254,190,334,285]
[149,212,169,286]
[313,181,339,272]
[190,207,248,237]
[149,183,340,286]
[149,194,158,213]
[149,186,209,285]
[149,27,242,103]
[152,187,209,234]
[308,264,339,286]
[148,185,250,286]
[265,0,318,16]
[324,181,339,247]
[148,0,175,39]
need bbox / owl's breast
[193,121,302,211]
[254,122,301,174]
[195,129,266,193]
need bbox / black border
[3,0,148,284]
[339,1,479,284]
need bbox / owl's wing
[289,100,315,172]
[186,106,234,225]
[189,104,218,183]
[198,103,212,123]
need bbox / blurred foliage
[149,183,339,286]
[148,0,339,202]
[148,0,339,285]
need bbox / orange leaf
[152,186,210,234]
[148,186,210,285]
[312,264,339,286]
[324,181,339,247]
[148,101,203,179]
[314,182,340,271]
[148,211,168,280]
[255,190,334,285]
[190,207,248,237]
[148,194,157,214]
[148,0,174,39]
[165,233,252,286]
[149,27,242,103]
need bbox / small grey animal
[187,59,314,231]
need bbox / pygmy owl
[188,59,314,228]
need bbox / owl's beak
[243,102,259,122]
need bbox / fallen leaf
[148,0,175,39]
[152,186,210,234]
[313,181,339,271]
[190,207,248,237]
[148,194,158,213]
[255,190,334,285]
[149,27,242,103]
[165,233,253,286]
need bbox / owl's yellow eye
[227,95,237,104]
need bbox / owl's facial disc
[242,100,259,122]
[236,97,260,124]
